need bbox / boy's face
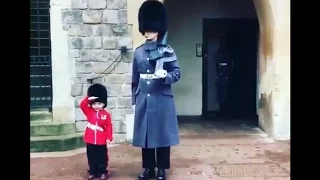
[91,102,104,111]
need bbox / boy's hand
[88,96,98,100]
[106,140,111,144]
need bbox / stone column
[269,0,290,139]
[51,0,76,122]
[62,0,133,143]
[254,0,290,139]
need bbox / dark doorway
[202,18,259,121]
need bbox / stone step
[30,109,52,122]
[30,132,85,152]
[30,121,76,136]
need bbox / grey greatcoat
[131,41,181,148]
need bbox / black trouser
[142,147,170,169]
[86,143,108,175]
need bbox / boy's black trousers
[142,146,170,169]
[86,143,108,175]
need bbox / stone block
[103,10,126,24]
[30,122,76,136]
[113,62,129,74]
[68,25,78,36]
[110,24,132,37]
[127,63,132,73]
[107,0,127,10]
[76,120,87,131]
[110,50,121,61]
[30,132,85,152]
[68,24,93,37]
[92,61,114,74]
[79,49,91,61]
[74,96,83,108]
[30,110,52,122]
[102,36,117,50]
[107,97,117,109]
[118,10,127,23]
[90,49,103,61]
[112,133,126,144]
[124,74,131,84]
[76,62,93,74]
[82,10,102,24]
[62,24,71,31]
[92,25,112,36]
[125,109,134,114]
[69,50,80,58]
[62,9,82,24]
[102,50,111,60]
[83,84,91,95]
[71,84,83,97]
[121,50,134,63]
[83,37,102,49]
[120,84,131,97]
[110,109,126,121]
[116,97,131,108]
[106,85,121,97]
[68,37,84,49]
[103,74,125,84]
[88,0,107,9]
[89,76,104,84]
[75,108,86,121]
[113,120,126,133]
[116,37,132,49]
[73,74,92,84]
[71,0,88,9]
[125,113,134,141]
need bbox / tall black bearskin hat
[87,84,108,108]
[138,0,167,37]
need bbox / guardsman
[131,1,181,179]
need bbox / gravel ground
[31,135,290,180]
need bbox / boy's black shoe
[156,169,166,180]
[138,168,156,180]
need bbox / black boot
[138,168,156,180]
[156,169,166,180]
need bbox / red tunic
[80,96,113,145]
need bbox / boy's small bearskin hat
[87,84,108,108]
[138,0,167,37]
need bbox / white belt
[140,74,159,79]
[87,122,104,131]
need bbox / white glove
[88,96,98,100]
[155,69,168,79]
[132,105,136,112]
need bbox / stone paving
[30,121,290,180]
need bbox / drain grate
[214,163,289,177]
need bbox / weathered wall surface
[254,0,290,139]
[51,0,76,123]
[60,0,133,142]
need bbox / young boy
[80,84,113,180]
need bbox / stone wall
[62,0,133,143]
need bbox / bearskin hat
[138,0,167,36]
[87,83,108,108]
